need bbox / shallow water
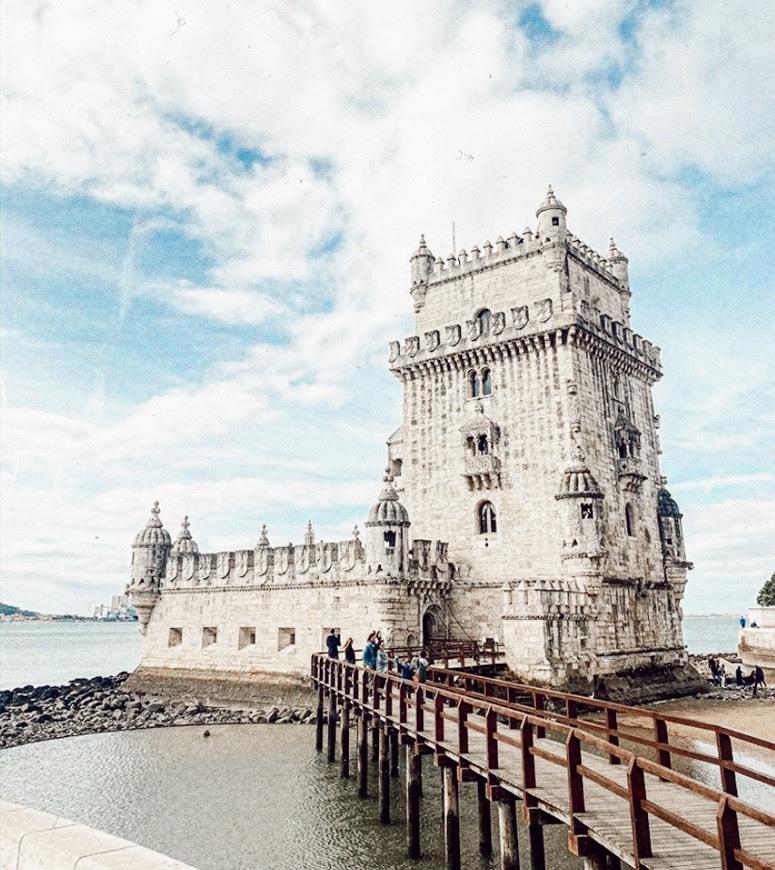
[0,725,581,870]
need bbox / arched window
[625,503,635,537]
[481,367,492,395]
[581,503,594,520]
[465,436,476,456]
[384,531,396,551]
[476,308,491,337]
[477,434,489,455]
[469,370,480,397]
[479,501,497,534]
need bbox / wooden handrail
[311,654,775,870]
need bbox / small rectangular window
[278,627,296,651]
[581,503,594,519]
[239,626,256,649]
[168,628,183,647]
[202,626,218,648]
[551,216,560,226]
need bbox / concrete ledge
[0,800,199,869]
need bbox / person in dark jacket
[342,637,356,664]
[753,665,767,697]
[326,629,341,659]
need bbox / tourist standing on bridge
[326,629,341,659]
[735,665,744,686]
[343,637,355,664]
[376,645,388,672]
[362,633,377,669]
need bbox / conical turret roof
[366,474,410,526]
[536,184,567,216]
[171,516,199,554]
[133,502,172,546]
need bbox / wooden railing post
[654,717,671,768]
[716,795,743,870]
[534,693,546,738]
[486,707,499,769]
[521,719,537,802]
[399,682,408,725]
[458,700,469,754]
[385,674,393,719]
[566,698,578,726]
[566,731,585,815]
[415,687,425,732]
[606,707,621,765]
[315,685,324,752]
[627,759,652,861]
[716,732,738,796]
[434,690,445,742]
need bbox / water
[682,615,740,654]
[0,621,142,690]
[0,726,580,870]
[0,617,749,869]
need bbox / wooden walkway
[311,655,775,870]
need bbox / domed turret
[555,453,605,571]
[657,486,686,562]
[365,473,410,574]
[536,185,567,239]
[128,501,170,632]
[171,516,199,555]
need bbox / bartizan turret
[536,184,567,241]
[365,474,411,574]
[657,482,692,595]
[555,453,606,578]
[127,501,171,632]
[409,235,434,311]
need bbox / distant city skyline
[1,1,773,616]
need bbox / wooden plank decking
[312,655,775,870]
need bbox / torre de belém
[127,188,698,699]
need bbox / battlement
[128,526,455,592]
[388,306,661,374]
[412,228,622,293]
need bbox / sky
[1,0,773,617]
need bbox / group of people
[325,629,429,683]
[708,656,767,696]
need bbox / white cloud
[0,1,772,615]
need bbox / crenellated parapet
[389,307,661,376]
[161,534,368,590]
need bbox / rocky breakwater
[0,673,317,749]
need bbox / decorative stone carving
[446,324,462,346]
[537,298,553,322]
[512,305,528,329]
[492,311,506,335]
[425,330,440,351]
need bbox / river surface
[0,621,142,690]
[0,616,746,869]
[0,725,581,869]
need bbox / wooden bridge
[310,653,775,870]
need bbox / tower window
[476,309,491,336]
[477,434,489,455]
[466,436,476,456]
[625,503,635,537]
[469,370,480,397]
[581,503,594,520]
[482,368,492,396]
[478,501,497,534]
[384,530,396,551]
[551,216,560,226]
[168,627,183,647]
[202,626,218,648]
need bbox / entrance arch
[422,605,446,646]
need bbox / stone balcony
[463,454,501,490]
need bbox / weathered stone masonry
[128,189,694,694]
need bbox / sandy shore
[647,695,775,743]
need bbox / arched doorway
[422,605,446,646]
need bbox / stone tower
[387,187,692,690]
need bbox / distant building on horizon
[127,188,699,700]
